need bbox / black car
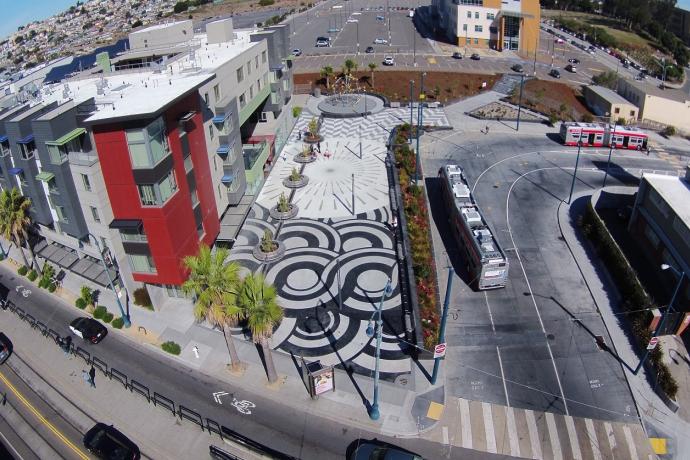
[568,58,580,64]
[511,63,524,72]
[0,333,12,364]
[365,46,374,53]
[470,53,480,60]
[349,440,422,460]
[70,317,107,344]
[549,68,561,78]
[83,423,140,460]
[452,52,462,59]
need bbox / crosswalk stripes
[525,409,543,459]
[482,402,497,453]
[505,407,520,457]
[545,412,563,460]
[458,398,472,449]
[564,416,582,460]
[623,425,638,460]
[604,422,616,454]
[585,418,603,460]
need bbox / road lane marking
[545,412,563,460]
[442,426,449,445]
[585,418,603,460]
[0,371,89,460]
[496,346,509,406]
[482,402,497,453]
[524,409,542,459]
[564,416,582,460]
[459,398,473,449]
[484,291,496,332]
[505,407,520,457]
[623,425,638,459]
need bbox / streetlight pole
[356,21,359,55]
[366,278,393,420]
[516,73,525,131]
[634,264,684,374]
[431,266,454,384]
[533,35,538,76]
[409,80,414,144]
[568,140,583,205]
[415,72,426,184]
[602,118,617,188]
[88,233,130,327]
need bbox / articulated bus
[560,122,648,150]
[438,165,509,290]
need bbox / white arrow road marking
[213,391,229,404]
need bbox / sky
[0,0,78,41]
[678,0,690,10]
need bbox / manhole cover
[547,334,555,341]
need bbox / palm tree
[239,273,283,383]
[343,59,357,76]
[182,245,244,371]
[320,65,334,90]
[0,188,36,271]
[368,62,377,89]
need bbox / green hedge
[93,305,107,319]
[18,265,28,276]
[48,283,56,293]
[75,298,87,309]
[111,317,125,329]
[582,202,678,399]
[161,341,181,355]
[102,312,114,323]
[27,270,38,281]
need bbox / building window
[487,12,495,19]
[81,174,91,191]
[191,189,199,207]
[466,38,471,44]
[128,254,156,273]
[19,141,36,160]
[630,110,635,117]
[165,284,186,298]
[255,55,259,69]
[614,107,620,114]
[462,23,467,31]
[137,171,178,206]
[262,50,267,63]
[239,93,246,108]
[90,206,100,223]
[197,220,204,238]
[475,25,483,32]
[204,93,209,106]
[257,78,261,91]
[55,205,68,223]
[467,11,471,18]
[236,67,244,83]
[213,84,221,101]
[0,140,9,157]
[644,222,660,247]
[474,38,478,44]
[263,73,268,86]
[474,11,479,19]
[126,117,169,168]
[260,112,268,122]
[249,85,254,99]
[184,152,193,172]
[247,61,251,76]
[120,227,147,242]
[647,189,670,218]
[48,145,67,164]
[209,123,214,140]
[158,171,178,202]
[138,184,157,206]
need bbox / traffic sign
[647,337,659,350]
[434,343,447,359]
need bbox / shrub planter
[303,133,322,144]
[293,153,317,164]
[283,174,309,189]
[269,203,299,220]
[252,240,286,263]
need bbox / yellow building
[431,0,540,54]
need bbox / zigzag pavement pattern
[426,398,655,459]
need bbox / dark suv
[0,333,12,364]
[83,423,140,460]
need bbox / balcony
[68,151,99,166]
[243,141,270,195]
[239,85,271,126]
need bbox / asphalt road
[421,131,677,423]
[0,265,500,460]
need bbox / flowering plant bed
[392,124,440,350]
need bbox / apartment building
[0,19,295,309]
[431,0,540,54]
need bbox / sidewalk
[557,190,690,458]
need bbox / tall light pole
[356,21,359,55]
[409,80,414,144]
[415,72,426,184]
[88,233,130,327]
[567,139,583,205]
[602,117,617,188]
[634,264,685,374]
[366,278,393,420]
[516,73,525,131]
[431,266,454,384]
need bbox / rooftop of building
[620,77,689,103]
[26,28,262,124]
[643,172,690,228]
[587,85,636,105]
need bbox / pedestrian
[391,216,398,229]
[485,125,490,135]
[298,130,302,140]
[89,366,96,388]
[82,370,90,385]
[317,141,321,153]
[62,335,72,356]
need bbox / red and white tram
[560,122,648,150]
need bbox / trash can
[313,87,321,97]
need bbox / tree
[0,188,38,272]
[368,62,377,88]
[343,59,357,76]
[183,245,244,371]
[320,65,334,89]
[239,273,283,383]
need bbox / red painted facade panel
[92,92,219,286]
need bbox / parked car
[470,53,480,60]
[373,38,388,44]
[452,52,462,59]
[383,55,395,66]
[511,63,524,73]
[349,440,422,460]
[83,423,140,460]
[0,333,12,365]
[365,46,375,53]
[568,58,580,64]
[315,38,330,47]
[347,18,358,23]
[565,64,577,73]
[549,68,561,79]
[555,37,564,44]
[70,317,108,344]
[292,48,302,56]
[376,15,385,20]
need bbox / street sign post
[434,343,447,359]
[647,337,659,350]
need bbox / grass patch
[161,341,181,355]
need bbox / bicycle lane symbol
[15,285,31,298]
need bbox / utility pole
[352,173,355,215]
[366,278,393,420]
[602,118,617,188]
[431,267,454,384]
[356,21,360,55]
[533,35,538,76]
[516,73,524,131]
[88,233,130,327]
[415,72,426,184]
[568,140,583,205]
[409,80,414,144]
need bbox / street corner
[649,437,668,456]
[411,386,445,431]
